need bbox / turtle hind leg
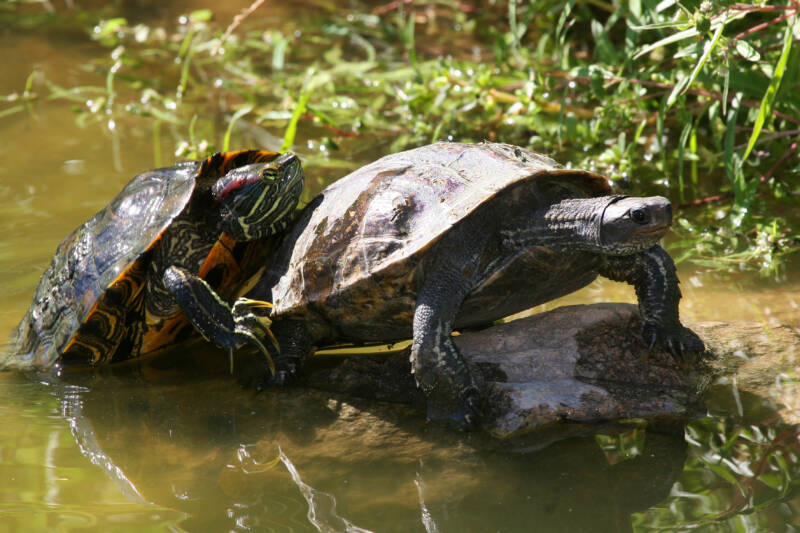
[163,266,276,376]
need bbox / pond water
[1,2,799,532]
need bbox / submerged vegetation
[597,415,800,530]
[1,0,799,276]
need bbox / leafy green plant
[1,0,797,276]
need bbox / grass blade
[724,94,744,206]
[627,20,683,31]
[722,57,730,116]
[677,119,692,202]
[281,89,311,153]
[667,20,725,107]
[223,106,252,152]
[742,21,794,163]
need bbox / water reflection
[21,356,695,533]
[2,329,799,531]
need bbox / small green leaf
[673,41,703,59]
[735,40,761,62]
[634,26,698,59]
[189,9,213,22]
[271,32,288,71]
[99,18,127,35]
[666,74,689,107]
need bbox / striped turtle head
[600,195,672,254]
[213,152,304,240]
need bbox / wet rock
[694,319,800,424]
[303,303,711,438]
[303,302,800,437]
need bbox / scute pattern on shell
[8,164,200,367]
[270,142,611,321]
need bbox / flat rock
[303,303,711,438]
[303,302,800,437]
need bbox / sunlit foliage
[1,0,798,275]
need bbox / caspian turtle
[168,142,703,426]
[7,150,303,370]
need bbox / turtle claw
[642,321,705,363]
[646,328,658,350]
[232,297,279,376]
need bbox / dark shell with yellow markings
[7,150,281,369]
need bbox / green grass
[1,0,798,277]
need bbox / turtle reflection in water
[8,150,304,371]
[51,376,690,532]
[169,142,704,427]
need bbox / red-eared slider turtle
[167,142,703,426]
[8,150,303,371]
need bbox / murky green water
[1,2,799,532]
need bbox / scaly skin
[170,146,703,429]
[599,245,704,358]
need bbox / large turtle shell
[8,151,278,369]
[268,142,611,339]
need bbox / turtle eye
[629,207,650,224]
[259,167,276,183]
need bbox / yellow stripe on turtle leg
[232,297,279,376]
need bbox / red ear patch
[214,174,261,201]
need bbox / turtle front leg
[163,266,277,375]
[413,262,483,429]
[598,245,704,359]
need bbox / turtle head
[213,152,304,240]
[599,195,672,254]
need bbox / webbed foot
[425,385,482,430]
[643,321,705,362]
